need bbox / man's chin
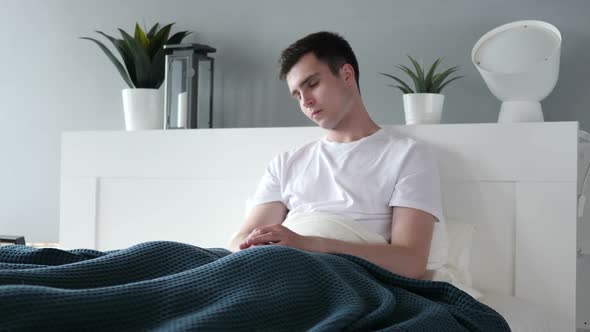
[315,120,335,130]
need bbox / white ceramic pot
[402,93,444,125]
[121,88,164,130]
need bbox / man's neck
[325,105,381,143]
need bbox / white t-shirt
[249,127,445,237]
[248,128,447,266]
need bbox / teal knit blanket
[0,241,509,331]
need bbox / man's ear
[340,64,356,86]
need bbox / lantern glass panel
[167,56,191,129]
[196,58,212,128]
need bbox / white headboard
[59,122,578,328]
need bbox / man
[228,31,444,280]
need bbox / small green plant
[81,23,191,89]
[380,55,463,94]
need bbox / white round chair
[472,20,562,122]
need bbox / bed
[53,122,578,330]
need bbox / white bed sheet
[478,293,569,332]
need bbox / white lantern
[163,43,216,129]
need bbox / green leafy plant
[380,55,463,94]
[81,23,191,89]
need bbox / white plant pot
[402,93,445,125]
[122,88,164,131]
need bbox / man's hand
[239,224,315,251]
[228,202,288,252]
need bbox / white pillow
[428,218,482,299]
[425,216,449,270]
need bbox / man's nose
[301,94,315,107]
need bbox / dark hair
[279,31,360,88]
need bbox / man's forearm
[307,237,427,279]
[228,232,249,252]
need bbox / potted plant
[380,56,463,125]
[82,23,191,130]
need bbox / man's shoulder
[269,138,321,165]
[372,128,421,150]
[368,129,439,165]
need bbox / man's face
[286,53,355,130]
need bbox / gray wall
[1,0,589,242]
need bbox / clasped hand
[239,224,312,251]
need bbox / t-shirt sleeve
[389,141,444,222]
[248,154,284,207]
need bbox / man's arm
[242,206,435,279]
[228,201,288,252]
[309,206,435,279]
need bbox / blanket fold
[0,241,509,331]
[283,212,388,244]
